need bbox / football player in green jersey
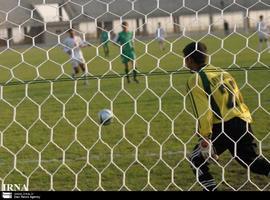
[100,26,110,57]
[184,42,270,191]
[114,21,138,83]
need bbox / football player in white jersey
[63,29,88,83]
[256,15,270,52]
[155,22,166,51]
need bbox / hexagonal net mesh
[0,0,269,191]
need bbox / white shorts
[71,57,85,69]
[157,37,165,42]
[258,33,269,42]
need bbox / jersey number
[219,80,243,109]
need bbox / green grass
[0,32,270,191]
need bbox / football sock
[258,42,262,52]
[133,69,137,79]
[83,74,89,85]
[267,41,270,48]
[125,67,130,83]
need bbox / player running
[63,29,89,84]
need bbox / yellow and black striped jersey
[186,64,252,137]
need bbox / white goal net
[0,0,269,191]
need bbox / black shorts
[210,117,270,175]
[211,117,258,167]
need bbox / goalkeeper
[183,42,270,191]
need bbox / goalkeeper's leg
[189,144,217,191]
[226,120,270,177]
[190,124,228,191]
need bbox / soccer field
[0,33,269,191]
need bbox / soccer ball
[98,109,113,125]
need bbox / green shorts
[102,41,109,47]
[121,51,136,64]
